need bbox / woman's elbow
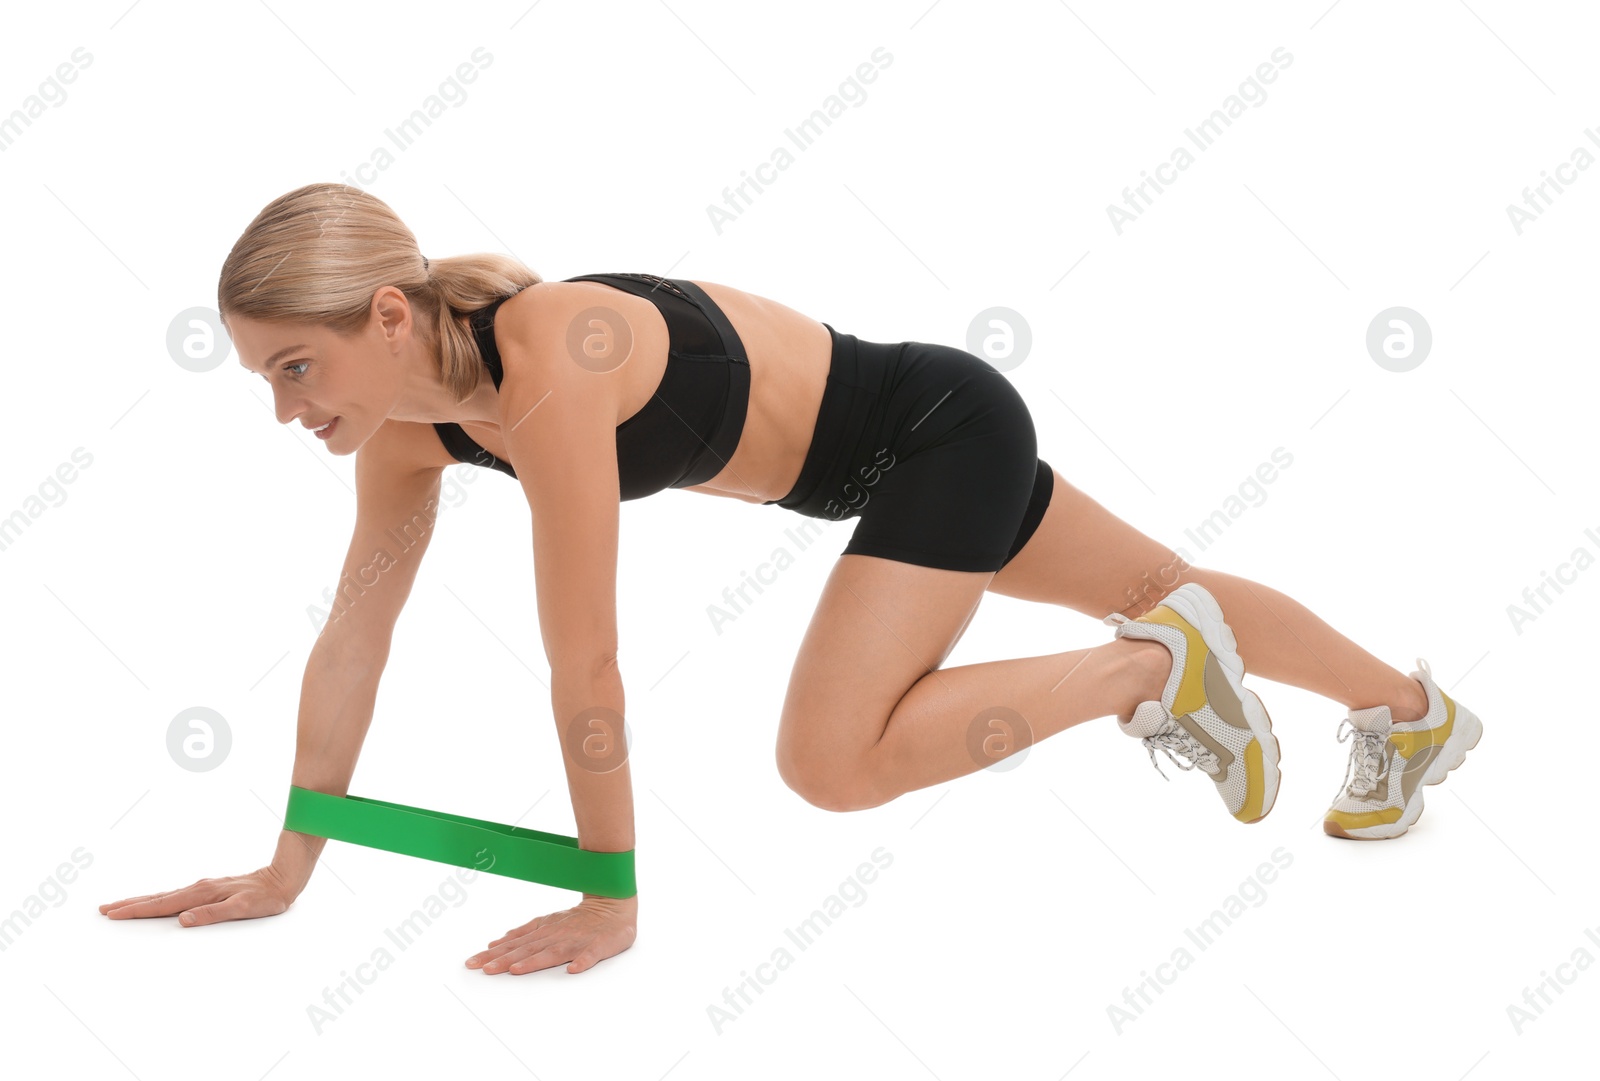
[549,648,620,684]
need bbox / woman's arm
[488,289,634,864]
[102,427,447,926]
[456,290,639,974]
[275,430,449,896]
[553,659,634,861]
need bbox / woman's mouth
[313,417,339,439]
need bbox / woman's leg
[775,553,1175,812]
[776,466,1431,812]
[989,468,1431,722]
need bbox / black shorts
[763,323,1054,572]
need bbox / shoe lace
[1140,714,1219,780]
[1336,718,1390,798]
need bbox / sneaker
[1322,658,1484,839]
[1105,583,1282,823]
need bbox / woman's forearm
[552,665,636,858]
[289,634,387,792]
[274,632,391,894]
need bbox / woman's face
[229,295,413,454]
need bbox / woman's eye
[285,362,309,377]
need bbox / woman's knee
[775,742,876,813]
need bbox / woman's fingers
[102,871,293,928]
[184,885,292,926]
[98,893,168,914]
[466,902,632,974]
[467,935,542,968]
[101,884,213,919]
[479,913,568,951]
[480,938,573,975]
[467,924,566,968]
[179,894,247,926]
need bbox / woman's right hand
[98,865,297,927]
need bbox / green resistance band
[283,786,636,898]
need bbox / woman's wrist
[270,828,324,897]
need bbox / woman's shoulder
[491,277,663,367]
[494,277,629,325]
[491,280,589,351]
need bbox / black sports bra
[433,273,752,501]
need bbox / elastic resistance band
[283,786,636,898]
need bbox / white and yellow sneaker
[1323,658,1484,839]
[1105,582,1281,823]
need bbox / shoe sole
[1323,702,1484,840]
[1161,584,1283,823]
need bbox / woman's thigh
[988,467,1187,619]
[772,330,1049,802]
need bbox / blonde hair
[216,182,542,403]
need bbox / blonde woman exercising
[99,183,1483,976]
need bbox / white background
[2,1,1594,1078]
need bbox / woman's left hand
[465,893,638,975]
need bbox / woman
[99,183,1483,975]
